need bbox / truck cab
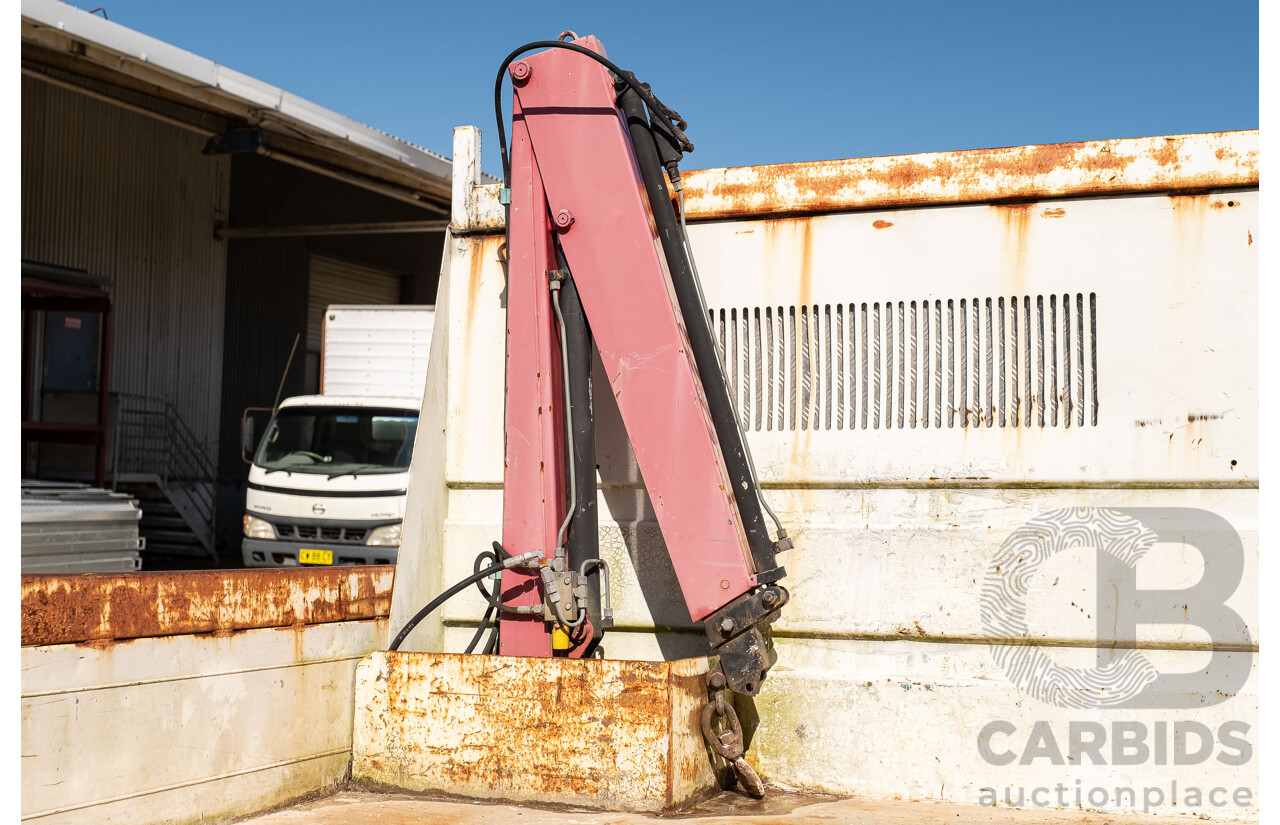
[242,395,419,567]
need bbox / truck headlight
[243,514,276,539]
[366,523,402,546]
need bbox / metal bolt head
[554,209,575,229]
[761,589,779,608]
[510,62,532,85]
[720,579,730,589]
[708,671,726,689]
[718,617,735,635]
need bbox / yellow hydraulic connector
[551,624,571,651]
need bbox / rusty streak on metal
[460,131,1257,234]
[21,566,395,647]
[675,131,1258,221]
[353,651,724,812]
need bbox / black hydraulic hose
[559,270,601,631]
[492,40,692,187]
[472,550,526,614]
[616,87,780,579]
[473,551,497,599]
[463,551,501,654]
[464,603,495,655]
[389,553,534,651]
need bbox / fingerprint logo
[981,507,1160,709]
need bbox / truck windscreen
[254,406,419,477]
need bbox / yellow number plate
[299,548,333,565]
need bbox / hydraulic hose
[464,602,495,655]
[549,276,577,551]
[558,266,602,630]
[492,39,692,187]
[472,549,531,615]
[463,550,501,654]
[389,550,539,652]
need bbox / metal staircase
[110,394,217,564]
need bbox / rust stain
[996,203,1033,299]
[675,132,1256,222]
[872,219,894,229]
[1154,137,1182,170]
[466,235,489,320]
[1041,208,1066,218]
[758,217,816,466]
[799,220,813,308]
[21,566,394,647]
[1168,194,1210,289]
[360,652,712,810]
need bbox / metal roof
[20,0,471,207]
[279,395,421,410]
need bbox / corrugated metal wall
[21,74,231,462]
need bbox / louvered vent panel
[708,294,1097,431]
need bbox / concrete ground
[237,788,1216,824]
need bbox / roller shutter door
[306,255,402,352]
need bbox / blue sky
[65,0,1259,178]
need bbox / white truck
[240,305,434,567]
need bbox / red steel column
[498,101,563,657]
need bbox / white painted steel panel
[434,194,1258,488]
[431,486,1256,648]
[748,638,1257,818]
[21,619,387,825]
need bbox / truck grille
[275,524,369,544]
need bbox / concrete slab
[352,651,724,813]
[237,789,1215,824]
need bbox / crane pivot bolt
[511,62,532,85]
[555,210,575,229]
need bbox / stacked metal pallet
[21,482,145,573]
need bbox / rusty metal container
[351,651,725,812]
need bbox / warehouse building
[20,0,465,565]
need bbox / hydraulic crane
[393,32,793,795]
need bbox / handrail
[111,394,216,555]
